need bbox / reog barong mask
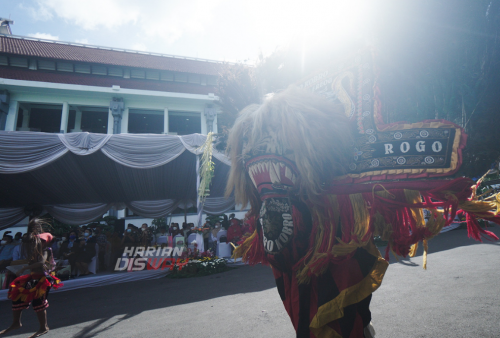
[226,51,500,338]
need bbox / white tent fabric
[0,131,235,229]
[0,207,27,228]
[127,199,180,219]
[44,203,114,225]
[0,131,229,173]
[0,197,234,228]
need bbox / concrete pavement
[1,227,500,338]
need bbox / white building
[0,26,243,234]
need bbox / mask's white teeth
[271,162,281,183]
[269,163,279,183]
[248,165,257,187]
[285,166,293,181]
[250,164,256,176]
[249,172,257,187]
[291,173,297,184]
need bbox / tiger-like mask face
[226,87,353,255]
[245,154,299,255]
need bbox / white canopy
[0,131,233,229]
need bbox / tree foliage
[216,0,500,178]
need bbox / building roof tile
[0,35,223,75]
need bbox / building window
[168,112,201,135]
[75,64,91,74]
[17,104,62,133]
[160,71,174,81]
[188,74,200,84]
[146,71,160,80]
[57,62,73,72]
[128,109,164,134]
[207,76,218,86]
[174,73,188,82]
[92,65,107,75]
[38,60,56,71]
[131,69,145,79]
[9,57,28,68]
[108,67,123,77]
[81,110,108,133]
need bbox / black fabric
[0,150,201,207]
[317,270,340,308]
[358,294,372,328]
[338,301,357,338]
[353,247,377,277]
[297,282,311,338]
[275,275,286,301]
[337,294,372,337]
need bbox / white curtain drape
[0,131,234,230]
[127,199,180,219]
[45,203,114,225]
[0,196,235,229]
[0,131,229,173]
[0,207,27,229]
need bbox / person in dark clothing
[75,229,96,275]
[121,224,138,250]
[221,214,230,230]
[58,230,80,274]
[95,226,108,272]
[139,223,153,247]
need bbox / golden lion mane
[225,86,353,211]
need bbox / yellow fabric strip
[232,229,257,260]
[423,239,428,270]
[309,241,389,337]
[350,193,370,241]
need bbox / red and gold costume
[226,52,499,338]
[9,272,63,312]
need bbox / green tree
[216,0,500,178]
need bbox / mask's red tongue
[246,155,298,200]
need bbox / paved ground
[1,227,500,338]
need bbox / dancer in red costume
[227,86,499,338]
[0,219,63,338]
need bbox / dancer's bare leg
[28,310,49,338]
[0,310,23,334]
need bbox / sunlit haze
[0,0,375,63]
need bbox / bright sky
[0,0,375,63]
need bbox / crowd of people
[0,213,252,288]
[167,213,253,253]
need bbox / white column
[18,108,31,131]
[60,102,69,133]
[72,108,82,132]
[200,111,207,135]
[107,108,114,134]
[121,107,129,134]
[163,108,169,134]
[4,100,19,131]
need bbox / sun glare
[246,0,373,57]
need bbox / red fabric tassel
[463,212,499,242]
